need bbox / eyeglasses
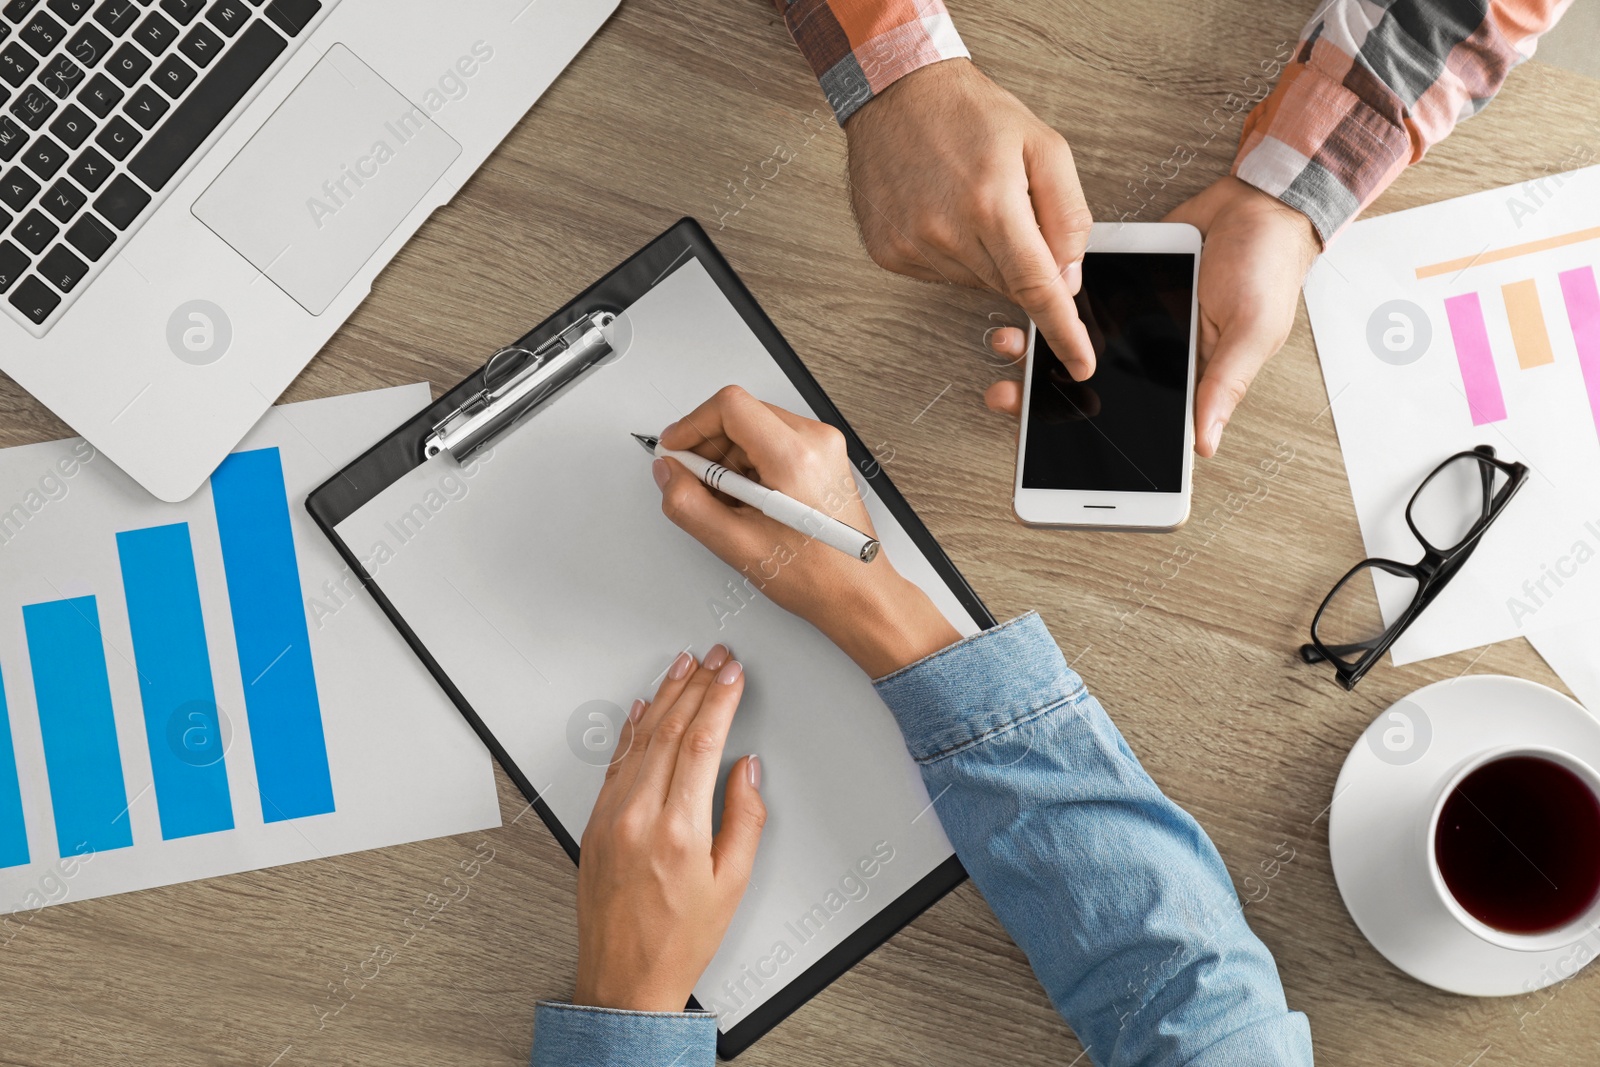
[1301,445,1528,690]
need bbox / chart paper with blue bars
[0,387,500,914]
[5,448,335,865]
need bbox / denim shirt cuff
[872,612,1084,763]
[530,1001,717,1067]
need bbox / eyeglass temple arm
[1299,637,1384,665]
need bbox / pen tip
[630,433,659,454]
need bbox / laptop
[0,0,619,501]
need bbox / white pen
[631,433,881,563]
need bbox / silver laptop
[0,0,619,501]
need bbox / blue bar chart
[117,522,235,840]
[213,449,335,823]
[0,669,28,868]
[1,446,335,868]
[22,597,135,856]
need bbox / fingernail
[982,326,1000,349]
[747,754,761,790]
[628,699,646,723]
[715,660,743,685]
[703,643,730,671]
[1206,420,1224,453]
[652,458,670,489]
[1065,260,1083,293]
[668,651,694,680]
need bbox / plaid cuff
[1230,0,1566,244]
[1231,37,1411,243]
[774,0,970,125]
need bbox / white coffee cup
[1425,745,1600,953]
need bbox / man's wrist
[843,56,975,132]
[1228,176,1322,261]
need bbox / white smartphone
[1013,222,1202,531]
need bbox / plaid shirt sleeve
[1234,0,1573,243]
[772,0,971,125]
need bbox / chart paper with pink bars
[1303,165,1600,664]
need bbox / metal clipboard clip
[423,310,617,463]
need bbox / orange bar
[1502,279,1555,368]
[1416,225,1600,280]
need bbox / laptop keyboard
[0,0,329,333]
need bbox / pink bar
[1559,266,1600,446]
[1443,292,1508,425]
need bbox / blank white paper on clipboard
[331,258,983,1027]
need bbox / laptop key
[65,143,105,188]
[18,131,62,177]
[130,20,283,191]
[63,209,109,258]
[13,207,55,252]
[204,0,248,37]
[107,41,150,86]
[0,114,24,160]
[38,53,82,97]
[47,0,92,25]
[263,0,319,36]
[152,54,194,97]
[40,175,80,219]
[0,239,26,292]
[9,84,53,127]
[46,100,87,145]
[93,112,137,157]
[3,0,41,24]
[160,0,204,25]
[77,71,120,116]
[19,11,63,53]
[91,0,137,36]
[0,163,38,208]
[9,273,59,323]
[177,22,220,67]
[123,84,167,129]
[91,171,145,227]
[38,241,84,290]
[133,11,177,55]
[65,22,108,65]
[0,42,37,87]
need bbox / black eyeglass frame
[1300,445,1529,691]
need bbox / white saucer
[1329,675,1600,996]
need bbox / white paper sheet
[1303,165,1600,664]
[335,259,982,1028]
[0,385,500,915]
[1532,623,1600,714]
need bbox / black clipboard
[305,218,992,1058]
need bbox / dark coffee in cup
[1434,754,1600,935]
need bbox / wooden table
[4,1,1598,1063]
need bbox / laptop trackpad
[193,45,461,316]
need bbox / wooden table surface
[4,1,1598,1064]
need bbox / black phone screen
[1021,251,1195,494]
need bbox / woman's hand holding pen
[651,386,959,679]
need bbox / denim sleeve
[875,613,1314,1067]
[529,1002,715,1067]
